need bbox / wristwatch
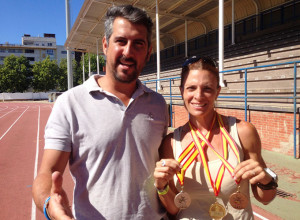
[257,168,278,190]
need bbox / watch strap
[257,180,278,190]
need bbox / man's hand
[47,171,75,220]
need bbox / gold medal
[209,201,226,219]
[229,186,248,209]
[174,191,191,209]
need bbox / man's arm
[32,149,70,212]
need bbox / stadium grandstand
[65,0,300,160]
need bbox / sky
[0,0,85,46]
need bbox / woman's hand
[154,159,182,190]
[233,159,272,185]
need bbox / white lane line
[254,211,269,220]
[0,106,19,119]
[31,106,40,220]
[0,106,29,141]
[0,106,8,111]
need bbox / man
[32,5,169,220]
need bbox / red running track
[0,102,73,220]
[0,101,281,220]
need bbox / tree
[0,55,32,92]
[57,58,68,91]
[32,56,60,92]
[57,58,85,90]
[83,53,98,73]
[0,67,4,93]
[74,53,105,84]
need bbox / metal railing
[142,60,300,158]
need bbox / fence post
[169,79,173,127]
[244,69,248,121]
[293,63,298,158]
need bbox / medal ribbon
[217,113,241,184]
[193,114,240,175]
[189,113,241,196]
[176,142,198,185]
[189,121,226,196]
[217,113,240,165]
[176,115,216,186]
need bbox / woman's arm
[154,133,182,215]
[234,120,277,204]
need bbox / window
[27,57,35,61]
[25,49,34,53]
[0,56,5,61]
[0,49,6,53]
[48,43,52,46]
[61,51,67,54]
[8,49,16,53]
[46,49,54,55]
[24,41,33,45]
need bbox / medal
[175,117,216,210]
[209,201,226,219]
[177,113,246,214]
[189,113,246,216]
[229,186,248,209]
[174,189,191,209]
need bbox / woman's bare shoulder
[159,132,175,159]
[236,119,261,157]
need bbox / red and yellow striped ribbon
[188,113,240,196]
[189,122,227,196]
[176,142,198,185]
[176,115,216,185]
[217,113,240,165]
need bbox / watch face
[265,168,278,182]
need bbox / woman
[154,56,277,219]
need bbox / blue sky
[0,0,85,46]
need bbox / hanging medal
[209,201,227,220]
[175,115,216,209]
[193,113,248,213]
[174,140,198,209]
[174,187,192,209]
[216,114,249,210]
[229,185,249,209]
[189,115,227,219]
[209,136,227,220]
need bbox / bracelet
[155,184,170,195]
[43,196,52,220]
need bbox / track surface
[0,102,280,220]
[0,102,73,220]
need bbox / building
[0,33,74,65]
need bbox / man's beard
[113,56,140,84]
[113,68,139,84]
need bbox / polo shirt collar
[84,75,104,93]
[84,75,154,96]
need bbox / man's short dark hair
[104,5,153,47]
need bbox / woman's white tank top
[173,116,253,220]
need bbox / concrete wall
[0,92,50,101]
